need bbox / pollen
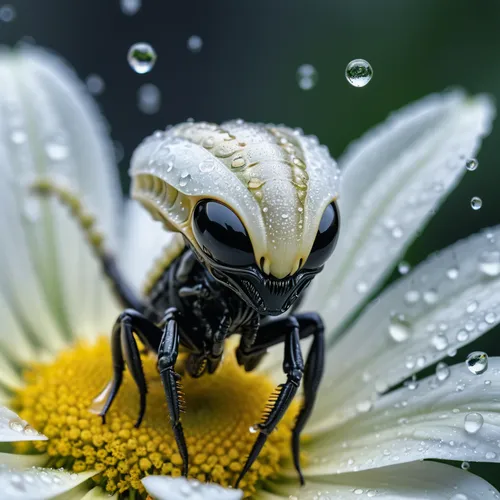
[11,337,300,498]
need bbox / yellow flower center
[12,337,299,498]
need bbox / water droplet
[231,156,246,169]
[471,196,482,210]
[179,174,191,187]
[423,289,438,305]
[456,330,469,342]
[431,333,448,351]
[355,281,368,294]
[436,362,450,381]
[281,213,289,219]
[9,419,24,432]
[464,412,484,434]
[466,300,478,313]
[446,267,459,280]
[465,158,478,171]
[356,400,372,413]
[202,137,214,149]
[0,4,15,22]
[478,250,500,277]
[466,351,488,375]
[128,42,157,74]
[199,158,215,173]
[296,64,318,90]
[404,290,420,305]
[392,226,403,239]
[485,312,496,324]
[9,473,25,491]
[451,494,468,500]
[486,451,497,459]
[388,314,412,342]
[248,178,264,189]
[461,461,470,471]
[187,35,203,53]
[23,424,39,436]
[10,129,27,145]
[249,425,258,434]
[45,138,69,161]
[85,74,105,95]
[398,261,410,275]
[345,59,373,87]
[120,0,141,15]
[137,83,161,114]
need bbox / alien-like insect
[36,121,340,487]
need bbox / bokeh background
[2,0,500,487]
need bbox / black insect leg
[157,307,189,476]
[93,309,162,427]
[235,317,303,488]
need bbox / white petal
[142,476,243,500]
[80,486,117,499]
[0,47,122,350]
[269,461,499,500]
[0,406,46,442]
[119,199,182,292]
[309,226,500,431]
[0,468,94,500]
[302,90,495,337]
[0,453,47,468]
[302,358,500,475]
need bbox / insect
[35,120,341,487]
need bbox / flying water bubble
[137,83,161,114]
[85,74,105,96]
[465,158,478,171]
[120,0,141,15]
[296,64,318,91]
[345,59,373,87]
[187,35,203,53]
[0,4,15,22]
[128,43,157,74]
[471,196,482,210]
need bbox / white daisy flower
[0,46,498,500]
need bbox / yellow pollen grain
[12,337,300,498]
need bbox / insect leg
[235,317,303,488]
[31,179,144,311]
[157,307,189,477]
[92,309,162,427]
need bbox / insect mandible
[35,120,341,487]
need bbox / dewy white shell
[130,120,340,278]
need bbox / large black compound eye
[193,200,255,267]
[305,201,340,269]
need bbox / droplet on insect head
[137,83,161,114]
[397,261,410,275]
[296,64,318,91]
[478,250,500,277]
[466,351,488,375]
[120,0,141,15]
[0,4,15,22]
[128,42,157,74]
[465,158,478,171]
[388,314,412,342]
[345,59,373,87]
[464,412,484,434]
[85,74,105,96]
[187,35,203,53]
[471,196,482,210]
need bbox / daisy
[0,46,499,500]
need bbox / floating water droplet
[471,196,482,210]
[388,314,412,342]
[296,64,318,91]
[431,333,448,351]
[120,0,141,15]
[128,42,157,74]
[478,250,500,277]
[187,35,203,53]
[465,158,478,171]
[436,362,450,382]
[461,461,470,470]
[0,4,15,22]
[464,412,484,434]
[446,267,459,280]
[345,59,373,87]
[198,158,215,173]
[466,351,488,375]
[398,261,410,275]
[137,83,161,114]
[85,74,105,95]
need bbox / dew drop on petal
[296,64,318,91]
[355,400,373,413]
[345,59,373,87]
[404,290,420,305]
[431,333,448,351]
[398,261,410,275]
[486,451,497,459]
[423,289,439,305]
[464,412,484,434]
[436,361,450,382]
[128,42,157,74]
[120,0,141,15]
[85,74,105,95]
[446,267,459,280]
[471,196,482,210]
[465,158,478,171]
[466,351,488,375]
[199,158,215,173]
[451,494,468,500]
[8,419,24,432]
[187,35,203,53]
[388,314,412,342]
[478,250,500,277]
[466,300,478,313]
[137,83,161,114]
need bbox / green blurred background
[2,0,500,486]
